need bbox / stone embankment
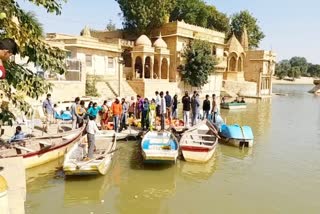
[308,80,320,94]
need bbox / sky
[17,0,320,64]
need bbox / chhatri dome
[135,35,152,47]
[153,33,167,49]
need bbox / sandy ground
[272,76,316,85]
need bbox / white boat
[63,134,117,176]
[141,131,179,163]
[180,120,219,163]
[0,127,84,169]
[96,127,140,140]
[221,102,247,109]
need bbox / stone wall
[223,80,257,97]
[46,81,86,102]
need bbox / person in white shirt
[159,91,166,131]
[86,115,100,159]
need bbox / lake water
[25,84,320,214]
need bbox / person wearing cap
[0,38,18,79]
[111,97,122,132]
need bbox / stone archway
[135,56,143,78]
[122,49,132,68]
[229,56,237,71]
[144,56,151,79]
[238,57,243,71]
[161,58,168,79]
[153,58,160,79]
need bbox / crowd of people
[41,90,225,135]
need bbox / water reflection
[115,141,177,214]
[179,153,218,181]
[63,175,112,206]
[26,158,64,192]
[219,144,253,160]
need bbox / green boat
[220,102,247,110]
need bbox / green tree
[180,40,216,87]
[85,79,99,97]
[307,64,320,77]
[230,10,265,49]
[289,56,308,76]
[106,19,117,31]
[116,0,176,35]
[170,0,229,33]
[288,66,301,79]
[275,60,291,79]
[0,0,67,125]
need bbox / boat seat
[14,145,35,153]
[186,139,215,144]
[38,141,52,146]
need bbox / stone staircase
[106,79,137,99]
[95,81,116,100]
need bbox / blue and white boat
[219,124,254,147]
[141,131,179,163]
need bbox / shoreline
[272,77,316,85]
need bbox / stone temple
[29,20,276,101]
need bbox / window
[66,51,72,58]
[86,54,92,67]
[212,47,216,56]
[108,57,114,68]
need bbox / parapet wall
[223,80,257,97]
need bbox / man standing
[0,38,18,79]
[42,93,54,131]
[191,91,200,126]
[159,91,166,131]
[85,115,100,160]
[211,94,218,123]
[70,97,80,129]
[202,94,211,120]
[164,91,172,120]
[128,96,135,118]
[111,97,122,133]
[119,98,128,132]
[155,91,160,117]
[182,91,191,128]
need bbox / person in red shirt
[0,38,18,79]
[111,97,122,133]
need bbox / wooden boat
[0,127,84,169]
[63,134,117,176]
[220,102,247,109]
[141,131,179,163]
[180,120,219,163]
[219,124,254,147]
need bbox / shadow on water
[219,143,253,160]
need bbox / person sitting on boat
[240,97,246,103]
[84,115,100,160]
[232,97,240,103]
[8,126,25,143]
[221,96,226,104]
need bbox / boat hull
[141,131,179,164]
[181,146,216,163]
[64,159,112,176]
[219,136,254,148]
[221,103,247,109]
[23,129,84,169]
[63,134,117,176]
